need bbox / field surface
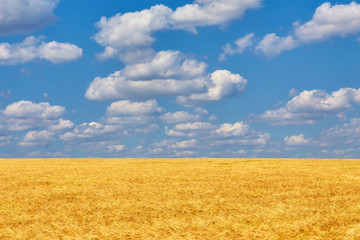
[1,158,360,239]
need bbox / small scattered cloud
[216,122,250,138]
[289,88,299,97]
[284,134,311,146]
[107,144,125,152]
[0,36,82,65]
[170,139,198,149]
[169,0,262,33]
[160,111,201,124]
[219,33,254,61]
[255,34,297,57]
[106,100,163,116]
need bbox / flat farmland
[1,158,360,239]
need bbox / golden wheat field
[1,158,360,239]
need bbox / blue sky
[1,0,360,158]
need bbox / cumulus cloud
[255,34,297,57]
[4,100,65,119]
[174,150,196,157]
[85,51,208,101]
[107,144,125,152]
[160,111,201,124]
[284,134,311,146]
[86,50,246,104]
[102,116,155,125]
[94,5,172,62]
[219,33,254,60]
[216,122,250,137]
[0,36,82,65]
[256,2,360,56]
[19,130,55,147]
[289,88,299,97]
[122,50,207,80]
[210,132,270,146]
[0,0,59,36]
[0,135,12,147]
[94,1,262,61]
[257,88,360,125]
[47,119,74,132]
[177,69,247,105]
[294,2,360,42]
[106,100,163,116]
[60,121,159,143]
[149,120,270,157]
[86,72,206,101]
[320,118,360,147]
[169,0,262,33]
[174,121,214,131]
[165,127,192,137]
[170,139,198,149]
[0,100,74,140]
[60,122,122,142]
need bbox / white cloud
[284,134,311,146]
[193,107,208,115]
[0,100,68,132]
[106,100,163,116]
[177,69,247,105]
[257,2,360,56]
[102,116,155,125]
[19,130,55,147]
[255,34,297,57]
[107,145,125,152]
[122,50,207,80]
[216,122,250,137]
[0,36,82,65]
[85,51,209,101]
[258,88,360,125]
[38,40,83,64]
[295,2,360,42]
[165,127,190,137]
[4,100,65,119]
[320,118,360,147]
[169,0,262,33]
[160,111,201,124]
[174,150,196,157]
[0,135,12,147]
[85,72,206,101]
[94,1,262,62]
[219,33,254,60]
[94,5,172,62]
[60,122,122,141]
[289,88,299,97]
[47,119,74,132]
[210,132,270,146]
[170,139,198,149]
[174,121,214,131]
[0,0,59,36]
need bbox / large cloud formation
[85,51,246,104]
[94,0,263,61]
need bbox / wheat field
[0,158,360,239]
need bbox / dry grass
[1,158,360,239]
